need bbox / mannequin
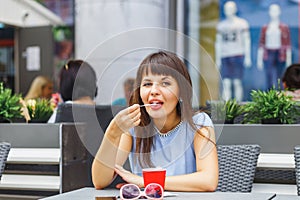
[257,4,291,89]
[215,1,251,101]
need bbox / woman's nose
[150,83,160,96]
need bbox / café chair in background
[217,144,261,192]
[0,142,11,180]
[55,103,127,188]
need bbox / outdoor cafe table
[40,187,300,200]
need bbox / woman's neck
[72,96,95,105]
[153,114,181,133]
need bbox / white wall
[75,0,171,104]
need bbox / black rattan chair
[0,142,11,180]
[294,145,300,195]
[217,144,261,192]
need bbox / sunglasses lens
[145,184,163,199]
[121,184,140,199]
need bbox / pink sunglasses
[120,183,164,200]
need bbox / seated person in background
[112,78,135,106]
[51,60,127,189]
[24,75,53,100]
[92,51,218,191]
[48,59,97,122]
[282,64,300,101]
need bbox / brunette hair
[282,64,300,90]
[59,60,97,101]
[130,50,213,167]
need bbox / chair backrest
[0,142,11,180]
[217,144,261,192]
[294,145,300,195]
[55,103,127,188]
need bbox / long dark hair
[130,51,213,167]
[59,60,97,101]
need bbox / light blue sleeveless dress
[128,112,213,176]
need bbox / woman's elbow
[92,179,107,190]
[205,182,218,192]
[201,176,218,192]
[94,185,105,190]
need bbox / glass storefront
[187,0,299,104]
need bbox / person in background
[24,75,54,100]
[282,64,300,101]
[48,59,97,122]
[92,51,218,191]
[112,78,135,106]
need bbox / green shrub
[26,99,54,122]
[0,82,23,122]
[243,87,299,124]
[209,99,244,123]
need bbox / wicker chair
[0,142,11,180]
[217,144,261,192]
[294,145,300,195]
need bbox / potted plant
[0,82,23,122]
[26,99,54,123]
[208,99,244,124]
[243,87,300,124]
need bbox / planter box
[215,124,300,184]
[215,124,300,154]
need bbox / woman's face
[140,72,179,121]
[41,83,53,99]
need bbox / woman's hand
[50,93,63,108]
[113,104,141,133]
[115,165,144,188]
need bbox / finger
[128,104,140,113]
[132,112,141,123]
[133,119,141,126]
[128,106,140,118]
[116,182,127,189]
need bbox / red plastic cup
[142,168,166,189]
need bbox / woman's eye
[142,82,152,87]
[161,81,171,86]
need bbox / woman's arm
[92,104,140,189]
[164,127,219,192]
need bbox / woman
[92,51,218,191]
[24,75,53,100]
[47,59,98,123]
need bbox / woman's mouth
[148,101,163,110]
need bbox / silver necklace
[155,121,183,137]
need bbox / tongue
[150,103,162,110]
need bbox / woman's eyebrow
[162,76,173,81]
[162,76,169,80]
[141,78,151,82]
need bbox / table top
[40,187,300,200]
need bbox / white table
[40,187,281,200]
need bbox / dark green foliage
[243,87,300,124]
[209,99,244,123]
[27,99,54,122]
[0,82,23,122]
[224,99,244,121]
